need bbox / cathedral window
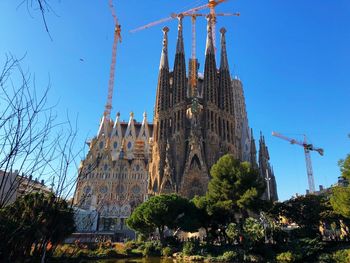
[127,141,132,149]
[113,142,118,149]
[132,185,141,194]
[104,164,108,171]
[116,184,125,194]
[83,186,91,194]
[99,141,104,149]
[100,185,108,194]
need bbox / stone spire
[250,128,258,168]
[149,27,172,195]
[176,15,184,54]
[219,27,229,71]
[173,15,187,106]
[259,132,278,201]
[218,27,233,113]
[205,16,215,56]
[155,27,170,116]
[203,16,218,105]
[159,26,169,70]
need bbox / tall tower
[149,27,171,194]
[258,132,278,201]
[202,17,221,169]
[148,17,278,200]
[171,17,188,190]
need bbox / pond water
[87,258,175,263]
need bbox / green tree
[225,222,239,244]
[206,154,265,222]
[0,192,75,261]
[331,150,350,218]
[271,195,327,237]
[243,217,264,244]
[127,194,199,243]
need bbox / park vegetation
[124,152,350,263]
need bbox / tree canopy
[206,154,265,221]
[331,148,350,218]
[0,192,75,261]
[127,194,200,242]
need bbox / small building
[0,170,51,206]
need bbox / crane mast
[104,0,122,120]
[130,1,238,99]
[272,132,324,194]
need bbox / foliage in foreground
[331,148,350,219]
[0,192,75,261]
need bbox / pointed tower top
[176,15,184,54]
[205,16,215,55]
[219,27,229,71]
[143,111,147,118]
[159,26,169,70]
[114,112,121,127]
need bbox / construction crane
[130,0,230,51]
[104,0,122,120]
[272,132,324,194]
[184,12,239,95]
[130,1,238,98]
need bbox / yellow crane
[130,1,239,97]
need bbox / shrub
[189,255,204,261]
[243,217,264,244]
[142,241,162,257]
[220,251,238,262]
[74,249,89,258]
[162,246,173,257]
[297,238,324,258]
[125,240,137,250]
[333,249,350,263]
[182,241,196,256]
[105,248,119,257]
[244,253,263,262]
[318,253,334,263]
[226,223,239,244]
[276,251,296,263]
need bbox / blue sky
[0,0,349,200]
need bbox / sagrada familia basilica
[73,16,278,234]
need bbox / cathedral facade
[148,17,277,199]
[73,16,278,236]
[73,112,152,232]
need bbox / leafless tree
[0,54,99,208]
[0,54,106,262]
[17,0,59,40]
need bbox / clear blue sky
[0,0,349,201]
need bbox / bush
[333,249,350,263]
[244,253,263,262]
[125,240,137,250]
[105,248,119,257]
[74,249,89,258]
[318,253,334,263]
[276,251,296,263]
[243,217,264,245]
[220,251,238,262]
[182,241,196,256]
[142,241,162,257]
[189,255,204,261]
[297,238,324,258]
[162,246,173,257]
